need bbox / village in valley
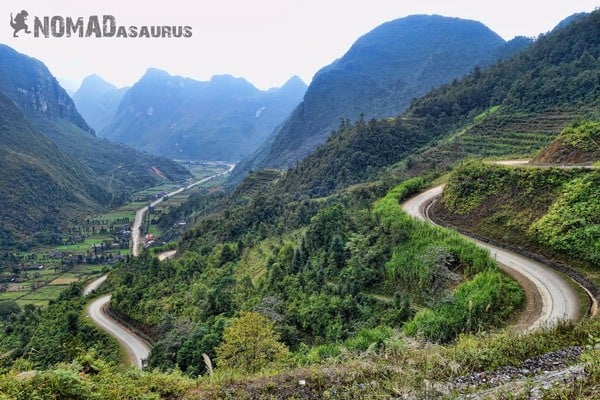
[0,162,226,308]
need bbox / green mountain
[392,11,600,178]
[100,70,306,161]
[284,12,600,199]
[279,9,600,199]
[235,14,520,177]
[0,92,107,249]
[100,10,600,376]
[72,74,128,133]
[2,12,600,400]
[0,44,191,203]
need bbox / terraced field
[407,111,583,175]
[450,113,579,157]
[0,263,104,308]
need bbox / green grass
[20,285,67,300]
[38,268,62,276]
[441,161,600,268]
[94,210,134,223]
[236,235,299,286]
[455,131,555,157]
[9,282,32,291]
[473,105,500,123]
[0,291,26,300]
[15,299,49,307]
[372,178,524,342]
[147,224,161,237]
[4,317,596,399]
[55,237,107,252]
[0,264,109,307]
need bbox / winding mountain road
[86,294,151,368]
[401,184,581,331]
[131,163,235,256]
[89,160,586,367]
[82,274,107,296]
[86,163,234,368]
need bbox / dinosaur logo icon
[10,10,31,37]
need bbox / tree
[0,300,20,322]
[176,317,226,376]
[215,312,288,373]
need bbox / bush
[306,343,342,364]
[404,269,524,342]
[344,326,393,351]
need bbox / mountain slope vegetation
[108,176,522,376]
[235,14,523,177]
[400,12,600,175]
[532,120,600,164]
[101,70,306,161]
[435,152,599,269]
[278,9,600,198]
[270,6,600,195]
[0,92,107,249]
[0,44,191,205]
[1,10,600,400]
[101,11,600,379]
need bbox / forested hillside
[0,92,107,249]
[0,284,120,369]
[0,44,191,206]
[235,14,517,177]
[533,120,600,164]
[435,132,599,270]
[400,11,600,175]
[280,9,600,197]
[1,10,600,400]
[100,11,600,378]
[108,177,521,374]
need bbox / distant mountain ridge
[73,74,128,133]
[234,14,529,177]
[0,44,191,207]
[101,70,306,161]
[277,10,600,198]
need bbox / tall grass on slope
[374,178,523,342]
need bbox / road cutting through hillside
[401,184,581,331]
[131,163,235,256]
[88,161,586,367]
[86,164,234,368]
[86,293,151,368]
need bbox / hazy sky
[1,1,598,91]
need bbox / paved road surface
[401,185,580,331]
[158,250,177,261]
[131,163,235,256]
[86,294,151,368]
[86,163,235,368]
[82,274,107,296]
